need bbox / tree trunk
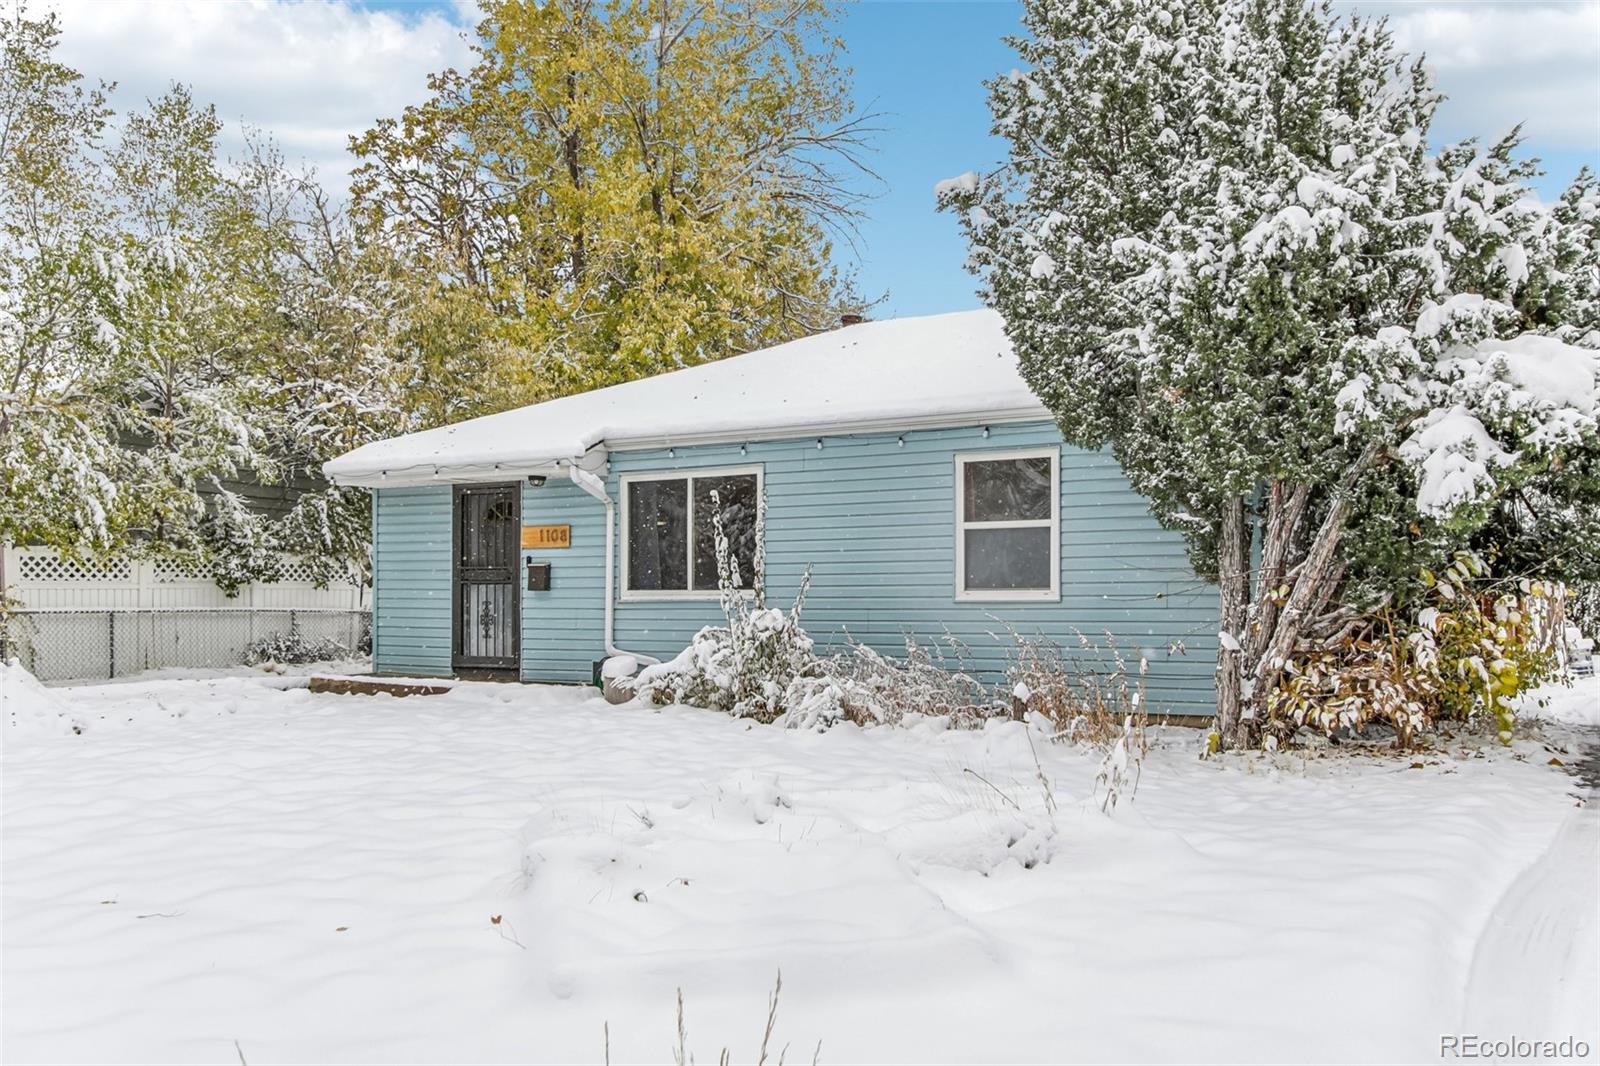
[1214,496,1250,749]
[1248,439,1385,718]
[1249,493,1353,705]
[1250,480,1309,653]
[564,72,585,281]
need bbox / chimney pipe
[839,313,864,327]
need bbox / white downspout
[567,464,659,666]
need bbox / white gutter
[326,408,1051,487]
[603,405,1050,453]
[566,464,659,667]
[328,450,609,489]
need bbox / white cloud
[1349,2,1600,148]
[37,0,1599,203]
[46,0,478,194]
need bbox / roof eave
[604,405,1052,453]
[325,449,609,489]
[327,405,1053,489]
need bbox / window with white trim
[622,467,762,598]
[955,448,1059,600]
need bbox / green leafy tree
[350,0,873,409]
[105,84,265,563]
[940,0,1600,747]
[215,137,417,587]
[0,7,412,588]
[0,8,121,555]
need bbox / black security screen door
[453,484,520,675]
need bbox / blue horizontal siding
[520,477,605,683]
[595,422,1217,715]
[372,421,1220,714]
[371,486,453,677]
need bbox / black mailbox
[526,561,551,591]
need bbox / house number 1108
[521,525,571,549]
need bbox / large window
[955,447,1059,600]
[623,467,762,598]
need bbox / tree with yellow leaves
[350,0,872,410]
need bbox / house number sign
[521,524,571,549]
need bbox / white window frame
[619,464,764,601]
[954,446,1060,602]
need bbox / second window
[624,468,761,597]
[955,448,1059,600]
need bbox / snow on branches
[938,0,1600,747]
[2,12,410,582]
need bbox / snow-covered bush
[1005,630,1149,748]
[632,494,820,722]
[1268,552,1565,745]
[782,637,999,731]
[243,630,349,666]
[635,491,1168,739]
[1094,715,1145,813]
[0,591,36,668]
[632,491,1010,728]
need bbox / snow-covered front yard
[4,667,1597,1064]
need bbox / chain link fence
[2,609,370,683]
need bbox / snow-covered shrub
[634,495,1163,748]
[1094,715,1146,813]
[1268,552,1565,745]
[1429,570,1564,738]
[1268,627,1431,747]
[632,494,820,722]
[631,491,1008,728]
[243,630,349,666]
[781,637,1000,731]
[1005,630,1149,749]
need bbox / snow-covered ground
[1520,668,1600,728]
[3,666,1596,1064]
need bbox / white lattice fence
[2,546,369,611]
[1,547,372,681]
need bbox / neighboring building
[325,310,1220,714]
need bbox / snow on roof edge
[325,309,1042,487]
[330,406,1052,487]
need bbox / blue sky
[353,0,1600,317]
[823,2,1020,315]
[55,0,1600,319]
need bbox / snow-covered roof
[325,309,1044,487]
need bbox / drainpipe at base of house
[565,464,660,673]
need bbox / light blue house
[325,311,1219,714]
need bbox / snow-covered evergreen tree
[939,0,1600,747]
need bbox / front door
[453,483,520,677]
